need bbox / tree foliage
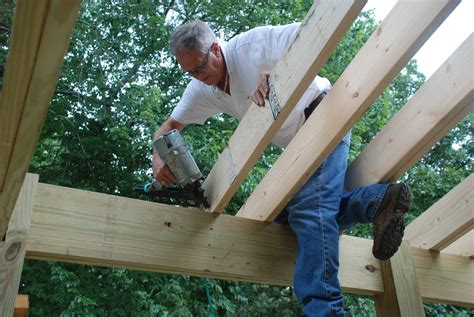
[0,0,471,315]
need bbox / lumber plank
[345,34,474,190]
[0,0,49,192]
[405,174,474,251]
[0,0,81,237]
[442,230,474,258]
[0,174,38,317]
[26,183,474,306]
[27,183,383,294]
[374,241,425,317]
[237,0,459,221]
[202,0,366,213]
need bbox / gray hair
[170,20,217,56]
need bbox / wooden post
[14,295,29,317]
[375,241,425,317]
[0,174,38,317]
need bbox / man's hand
[151,117,186,186]
[152,153,177,186]
[250,71,271,107]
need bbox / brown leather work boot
[372,183,411,261]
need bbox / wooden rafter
[0,174,38,317]
[345,34,474,190]
[0,0,81,237]
[443,230,474,258]
[405,173,473,251]
[237,0,460,221]
[26,181,473,307]
[202,0,366,213]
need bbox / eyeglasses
[186,49,210,76]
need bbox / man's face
[176,43,222,86]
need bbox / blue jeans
[275,132,388,316]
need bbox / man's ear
[211,42,220,56]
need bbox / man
[153,20,410,316]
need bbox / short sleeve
[170,80,222,125]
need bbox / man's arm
[152,117,186,185]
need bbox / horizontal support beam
[0,0,81,237]
[26,183,473,306]
[405,173,474,251]
[345,34,474,190]
[202,0,366,213]
[237,0,459,221]
[27,183,382,295]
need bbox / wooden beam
[202,0,366,213]
[0,174,38,317]
[27,183,383,295]
[0,0,81,237]
[237,0,459,221]
[14,295,29,317]
[412,247,473,307]
[405,174,474,251]
[0,0,49,191]
[26,183,473,306]
[374,241,425,317]
[442,230,474,258]
[345,34,474,190]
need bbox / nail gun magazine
[135,129,209,209]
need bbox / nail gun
[135,129,209,209]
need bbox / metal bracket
[268,76,281,120]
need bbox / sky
[364,0,473,77]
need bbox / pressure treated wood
[26,183,473,306]
[405,174,474,251]
[237,0,459,221]
[374,241,425,317]
[27,183,383,294]
[442,230,473,258]
[0,174,38,317]
[345,34,474,190]
[0,0,81,238]
[0,0,49,191]
[202,0,366,213]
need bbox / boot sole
[373,184,411,261]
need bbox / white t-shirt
[171,23,331,148]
